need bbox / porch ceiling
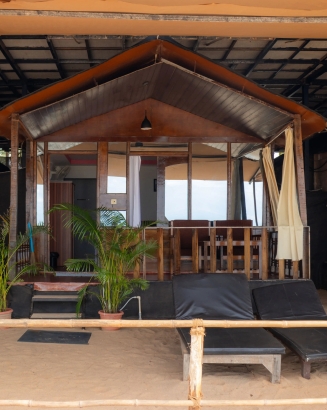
[20,60,293,146]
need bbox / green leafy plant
[0,212,51,312]
[50,204,157,314]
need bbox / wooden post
[192,228,198,273]
[210,227,216,273]
[43,142,49,265]
[244,228,251,279]
[126,142,130,224]
[261,228,268,280]
[227,143,232,220]
[227,227,233,272]
[278,259,285,280]
[9,114,19,280]
[294,116,307,226]
[188,323,205,410]
[157,228,164,281]
[293,260,299,280]
[32,141,37,226]
[157,158,166,225]
[188,143,192,220]
[97,142,108,208]
[302,226,310,278]
[175,228,181,274]
[25,140,35,229]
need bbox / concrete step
[32,294,79,302]
[30,313,81,319]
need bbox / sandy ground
[1,291,327,410]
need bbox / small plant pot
[98,310,124,331]
[0,308,13,330]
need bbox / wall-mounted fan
[50,165,71,181]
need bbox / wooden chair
[170,220,210,274]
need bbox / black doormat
[18,330,91,345]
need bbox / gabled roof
[0,38,325,156]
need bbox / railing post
[157,228,164,281]
[175,229,181,274]
[188,321,205,410]
[192,228,199,273]
[210,228,216,273]
[227,227,233,272]
[244,228,251,279]
[261,228,268,280]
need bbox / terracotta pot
[0,308,13,330]
[98,310,124,331]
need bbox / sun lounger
[252,280,327,379]
[172,273,285,383]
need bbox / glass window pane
[244,181,263,226]
[165,163,187,220]
[192,156,227,220]
[107,143,126,194]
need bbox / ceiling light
[141,110,152,131]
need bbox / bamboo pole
[188,324,204,410]
[0,397,327,408]
[2,319,327,329]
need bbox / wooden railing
[135,226,310,281]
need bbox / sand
[1,290,327,410]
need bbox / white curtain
[128,156,141,227]
[276,128,303,261]
[262,146,279,226]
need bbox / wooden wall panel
[49,182,73,268]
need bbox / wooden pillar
[43,142,49,265]
[157,157,166,225]
[25,140,35,228]
[188,323,204,410]
[188,143,192,220]
[97,142,108,208]
[294,115,308,226]
[192,228,198,273]
[227,227,233,272]
[227,143,232,219]
[157,228,164,281]
[126,142,130,224]
[9,114,19,279]
[32,141,37,226]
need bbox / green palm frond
[0,211,51,312]
[49,204,158,313]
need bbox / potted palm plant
[0,212,51,320]
[50,204,157,330]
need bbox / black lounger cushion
[173,273,254,320]
[252,281,327,320]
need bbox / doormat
[18,330,92,345]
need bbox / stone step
[30,313,81,319]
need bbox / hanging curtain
[128,156,141,227]
[262,146,279,226]
[276,128,303,261]
[37,155,44,184]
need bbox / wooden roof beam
[244,39,277,77]
[0,38,29,92]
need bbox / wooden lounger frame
[177,331,282,383]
